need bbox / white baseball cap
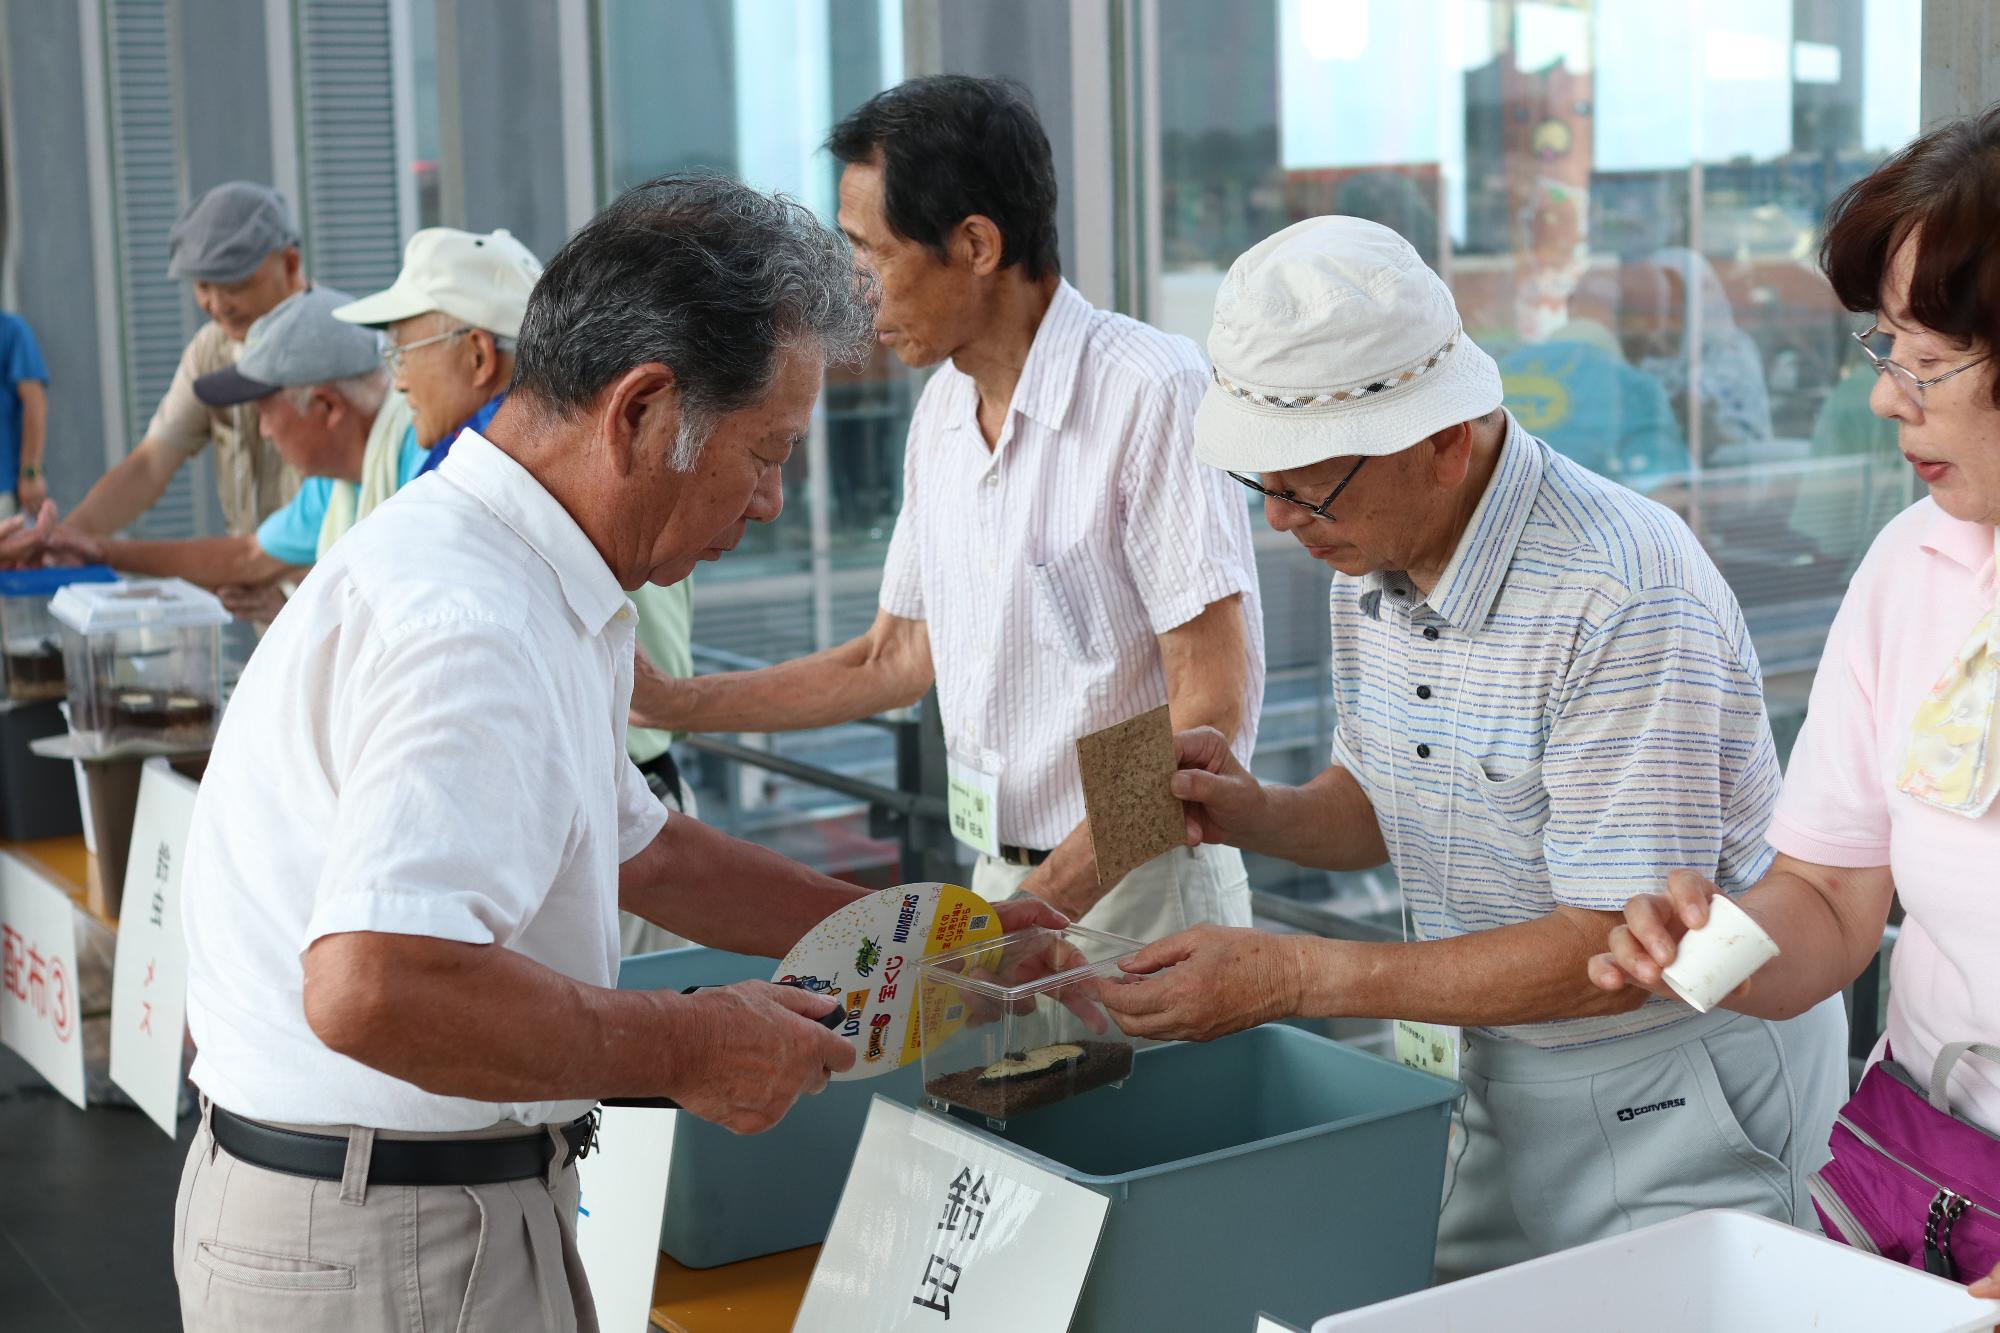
[332,227,543,339]
[1193,216,1503,474]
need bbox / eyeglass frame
[1852,320,1989,411]
[1225,455,1368,521]
[382,323,473,374]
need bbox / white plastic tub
[1310,1210,2000,1333]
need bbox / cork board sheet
[1075,704,1185,886]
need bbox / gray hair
[284,364,391,418]
[511,173,875,470]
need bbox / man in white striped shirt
[635,76,1263,942]
[1101,217,1847,1278]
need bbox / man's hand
[217,582,289,622]
[0,499,57,569]
[16,475,47,515]
[1171,726,1273,848]
[663,981,857,1134]
[1099,924,1306,1042]
[630,650,691,732]
[991,896,1068,936]
[1017,830,1102,919]
[1585,870,1749,1005]
[1969,1261,2000,1300]
[38,521,106,567]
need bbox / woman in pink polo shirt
[1589,106,2000,1294]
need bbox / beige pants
[972,841,1251,943]
[174,1102,597,1332]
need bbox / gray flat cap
[166,182,301,283]
[193,286,382,407]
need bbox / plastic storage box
[617,946,927,1269]
[927,1024,1459,1331]
[50,578,229,753]
[916,924,1141,1127]
[0,566,116,701]
[1309,1208,2000,1332]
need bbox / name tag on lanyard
[1394,1019,1464,1082]
[946,746,1002,858]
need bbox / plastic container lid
[0,565,118,598]
[49,577,231,633]
[920,924,1143,1001]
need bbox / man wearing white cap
[1099,217,1848,1277]
[332,227,536,473]
[67,182,306,540]
[338,228,701,845]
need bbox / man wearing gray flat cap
[64,181,307,544]
[47,287,417,599]
[1100,215,1847,1278]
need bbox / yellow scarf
[315,389,414,560]
[1898,527,2000,817]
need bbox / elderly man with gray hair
[171,175,1066,1332]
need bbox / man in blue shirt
[0,311,49,518]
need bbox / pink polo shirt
[1769,497,2000,1132]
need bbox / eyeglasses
[383,324,472,373]
[1226,456,1368,521]
[1852,321,1988,415]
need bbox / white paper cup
[1660,893,1779,1013]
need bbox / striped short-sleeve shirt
[880,281,1265,849]
[1330,416,1779,1048]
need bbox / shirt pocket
[1447,752,1551,864]
[1030,538,1112,661]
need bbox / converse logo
[1616,1098,1687,1123]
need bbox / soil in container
[109,690,216,737]
[924,1039,1133,1120]
[4,643,66,699]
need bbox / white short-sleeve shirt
[184,430,668,1130]
[880,280,1265,848]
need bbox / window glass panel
[1148,0,1922,922]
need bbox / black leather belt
[997,843,1051,867]
[210,1106,596,1186]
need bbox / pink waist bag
[1811,1041,2000,1283]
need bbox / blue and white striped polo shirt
[1329,415,1779,1049]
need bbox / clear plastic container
[49,578,230,753]
[0,566,117,701]
[917,924,1142,1127]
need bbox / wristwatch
[19,463,40,481]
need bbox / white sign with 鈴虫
[574,1105,676,1333]
[796,1096,1109,1332]
[109,759,200,1135]
[0,853,85,1107]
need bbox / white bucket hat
[332,227,542,339]
[1193,216,1503,474]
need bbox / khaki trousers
[973,841,1251,944]
[174,1101,597,1332]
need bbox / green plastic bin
[950,1024,1459,1332]
[617,945,925,1268]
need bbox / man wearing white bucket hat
[1100,216,1849,1277]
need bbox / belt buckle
[564,1109,602,1168]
